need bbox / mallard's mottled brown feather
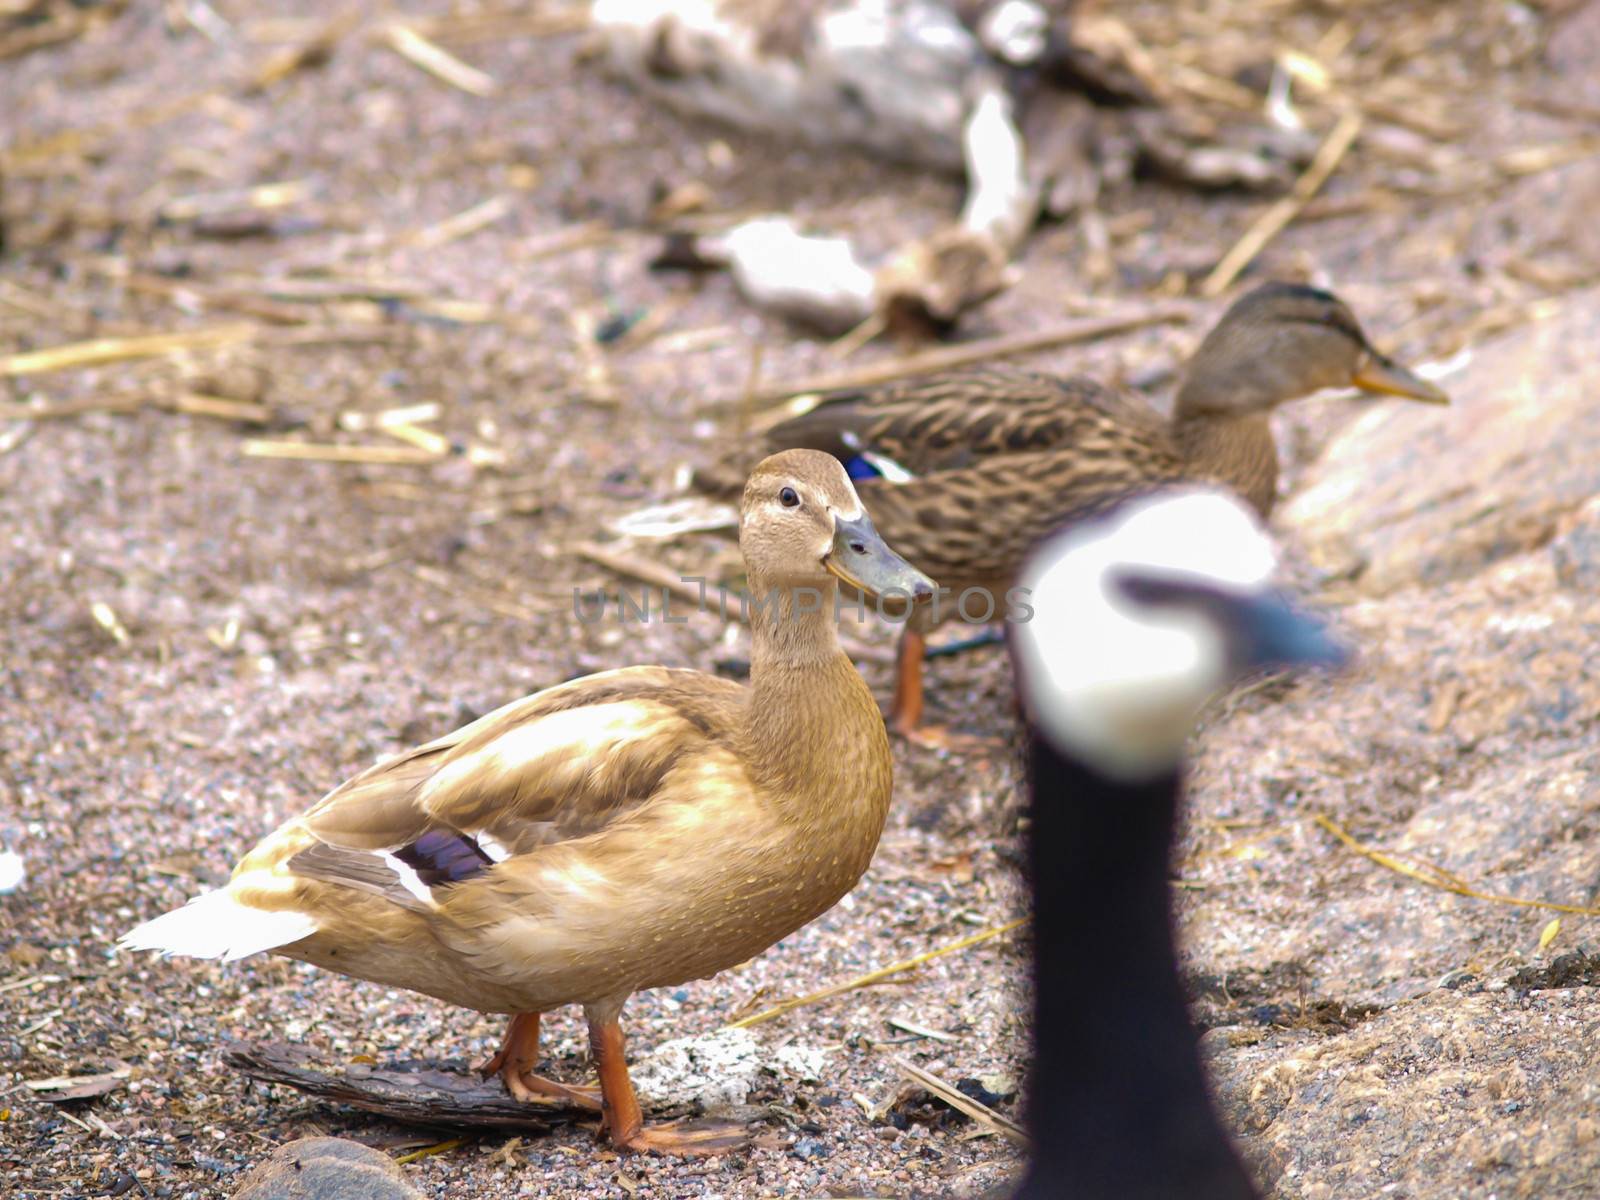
[695,367,1166,496]
[852,449,1185,600]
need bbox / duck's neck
[1014,734,1257,1200]
[1171,407,1279,519]
[742,579,889,806]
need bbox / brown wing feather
[283,666,745,868]
[285,842,432,912]
[695,367,1168,496]
[772,367,1158,472]
[850,408,1187,591]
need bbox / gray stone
[232,1137,423,1200]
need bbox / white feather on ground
[610,496,740,539]
[0,845,24,894]
[592,1,1039,329]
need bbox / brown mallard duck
[120,450,934,1157]
[697,282,1446,738]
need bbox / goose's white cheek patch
[1015,489,1275,781]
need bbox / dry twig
[225,1043,562,1131]
[572,541,723,619]
[159,179,314,223]
[242,12,355,92]
[1202,109,1363,297]
[719,308,1188,410]
[241,440,443,465]
[120,273,311,325]
[409,566,541,623]
[1315,814,1600,918]
[164,393,275,424]
[393,1138,468,1165]
[0,396,143,422]
[0,326,255,377]
[891,1057,1028,1146]
[726,917,1028,1029]
[381,23,496,96]
[403,195,514,250]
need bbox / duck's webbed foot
[612,1117,752,1157]
[479,1012,603,1111]
[587,1007,751,1157]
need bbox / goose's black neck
[1013,734,1257,1200]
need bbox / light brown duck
[121,449,934,1156]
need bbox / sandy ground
[2,2,1599,1197]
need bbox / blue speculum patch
[844,455,881,480]
[394,830,494,886]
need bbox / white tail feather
[118,889,318,962]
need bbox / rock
[232,1137,422,1200]
[629,1027,832,1110]
[1547,0,1600,108]
[1176,285,1600,1194]
[1212,989,1600,1197]
[1549,496,1600,591]
[1281,286,1600,595]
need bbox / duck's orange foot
[495,1066,604,1110]
[898,722,1004,755]
[612,1117,752,1157]
[478,1014,603,1111]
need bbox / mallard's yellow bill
[1353,353,1449,404]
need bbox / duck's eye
[779,486,800,508]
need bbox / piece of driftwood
[24,1068,130,1104]
[224,1042,574,1132]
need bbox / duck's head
[741,449,937,602]
[1178,282,1448,417]
[1012,488,1347,781]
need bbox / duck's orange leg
[889,626,1006,753]
[889,627,927,735]
[479,1012,601,1110]
[588,1014,750,1156]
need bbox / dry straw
[1316,814,1600,918]
[725,917,1028,1030]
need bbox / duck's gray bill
[824,513,937,603]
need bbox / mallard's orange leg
[889,627,927,736]
[479,1012,602,1110]
[890,626,1007,753]
[588,1014,749,1156]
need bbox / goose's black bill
[1112,571,1349,673]
[1226,590,1349,672]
